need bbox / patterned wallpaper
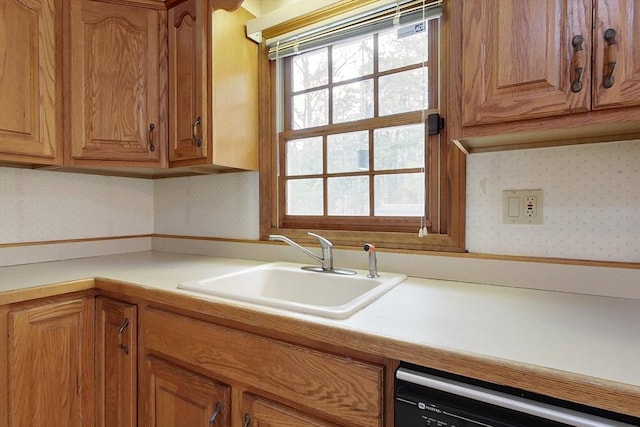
[1,139,638,263]
[0,167,154,244]
[153,171,260,240]
[466,139,640,262]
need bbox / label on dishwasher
[396,390,569,427]
[396,396,467,426]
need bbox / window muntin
[279,16,439,232]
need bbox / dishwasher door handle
[396,368,635,427]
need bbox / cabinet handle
[570,35,585,93]
[117,317,129,355]
[602,28,617,89]
[148,123,156,152]
[242,413,251,427]
[192,116,202,147]
[208,401,222,424]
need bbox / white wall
[1,139,638,263]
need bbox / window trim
[258,1,465,252]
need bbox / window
[259,0,465,252]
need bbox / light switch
[508,197,520,217]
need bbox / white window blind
[266,0,443,59]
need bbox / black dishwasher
[395,364,640,427]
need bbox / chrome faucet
[363,243,379,278]
[268,232,355,275]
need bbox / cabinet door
[242,394,339,427]
[168,0,208,164]
[0,0,62,164]
[462,0,591,125]
[96,297,137,427]
[167,1,259,170]
[68,0,165,165]
[146,357,230,427]
[8,298,94,427]
[144,308,384,427]
[592,0,640,108]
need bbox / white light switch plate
[502,189,543,224]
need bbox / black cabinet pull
[602,28,617,89]
[148,123,156,152]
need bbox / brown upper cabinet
[1,0,257,175]
[452,0,640,152]
[0,0,63,165]
[66,0,167,168]
[591,0,640,109]
[167,0,258,171]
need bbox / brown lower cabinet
[96,297,138,427]
[144,356,341,427]
[140,307,386,427]
[1,294,387,427]
[146,357,230,426]
[242,393,340,427]
[6,297,95,427]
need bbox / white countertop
[1,250,639,390]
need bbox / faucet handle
[307,232,333,249]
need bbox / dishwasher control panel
[395,365,640,427]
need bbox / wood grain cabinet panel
[0,0,63,164]
[592,0,640,109]
[145,357,231,427]
[168,0,206,164]
[143,307,384,427]
[96,297,137,427]
[461,0,640,126]
[67,0,167,167]
[7,298,94,427]
[462,0,591,125]
[167,0,258,170]
[242,394,340,427]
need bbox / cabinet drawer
[143,308,383,427]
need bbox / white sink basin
[178,262,406,319]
